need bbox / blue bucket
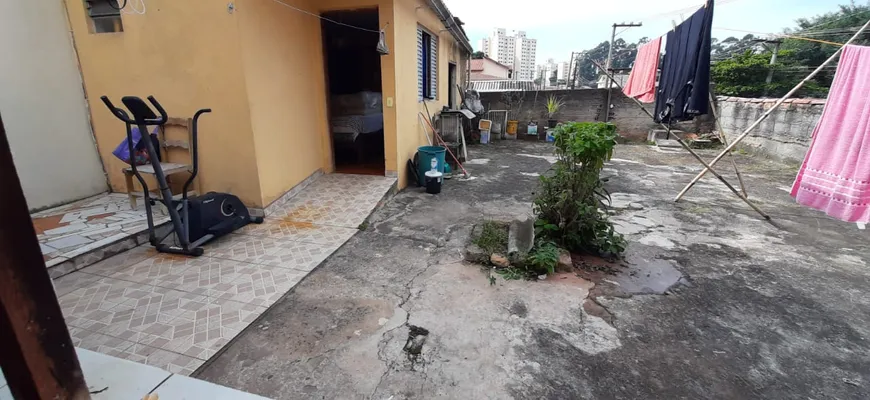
[417,146,446,186]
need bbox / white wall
[0,0,108,211]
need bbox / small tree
[500,91,525,119]
[534,122,625,256]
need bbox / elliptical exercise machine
[101,95,262,256]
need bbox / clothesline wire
[613,0,744,40]
[267,0,383,33]
[713,27,846,46]
[793,27,862,37]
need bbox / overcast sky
[444,0,850,63]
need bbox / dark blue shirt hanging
[654,0,714,123]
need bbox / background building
[483,28,536,81]
[470,57,511,81]
[512,30,537,80]
[477,38,490,55]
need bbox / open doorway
[322,8,385,176]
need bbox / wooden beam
[0,112,89,399]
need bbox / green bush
[533,122,626,256]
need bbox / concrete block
[507,217,535,255]
[464,243,489,263]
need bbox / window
[417,26,437,101]
[85,0,123,33]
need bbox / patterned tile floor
[32,193,169,268]
[51,174,395,375]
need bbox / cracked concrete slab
[197,142,870,399]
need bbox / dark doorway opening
[322,8,385,176]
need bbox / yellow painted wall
[64,0,263,206]
[66,0,465,206]
[238,0,400,206]
[236,0,331,207]
[393,0,467,188]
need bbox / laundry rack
[486,110,508,140]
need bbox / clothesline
[614,0,870,223]
[713,27,846,46]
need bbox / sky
[443,0,851,63]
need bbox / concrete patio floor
[196,140,870,399]
[51,173,395,376]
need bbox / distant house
[470,57,512,81]
[597,73,630,89]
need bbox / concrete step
[656,139,683,148]
[648,129,684,142]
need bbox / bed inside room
[322,8,385,176]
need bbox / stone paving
[50,173,395,375]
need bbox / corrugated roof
[469,80,537,92]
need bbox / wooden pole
[592,60,769,219]
[675,18,870,202]
[0,112,89,399]
[708,92,747,197]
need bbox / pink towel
[623,37,662,103]
[791,45,870,223]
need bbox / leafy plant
[533,122,626,256]
[545,95,565,119]
[527,241,560,275]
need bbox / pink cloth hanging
[622,37,662,103]
[791,45,870,223]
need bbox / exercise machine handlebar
[182,108,212,199]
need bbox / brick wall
[478,89,714,141]
[716,96,825,163]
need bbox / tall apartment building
[485,28,536,81]
[536,59,572,88]
[477,38,490,55]
[512,30,537,80]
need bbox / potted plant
[545,95,565,128]
[501,91,525,140]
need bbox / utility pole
[765,41,783,85]
[568,51,575,90]
[752,38,783,96]
[571,52,582,90]
[605,22,642,122]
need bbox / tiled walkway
[52,174,396,375]
[33,193,168,276]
